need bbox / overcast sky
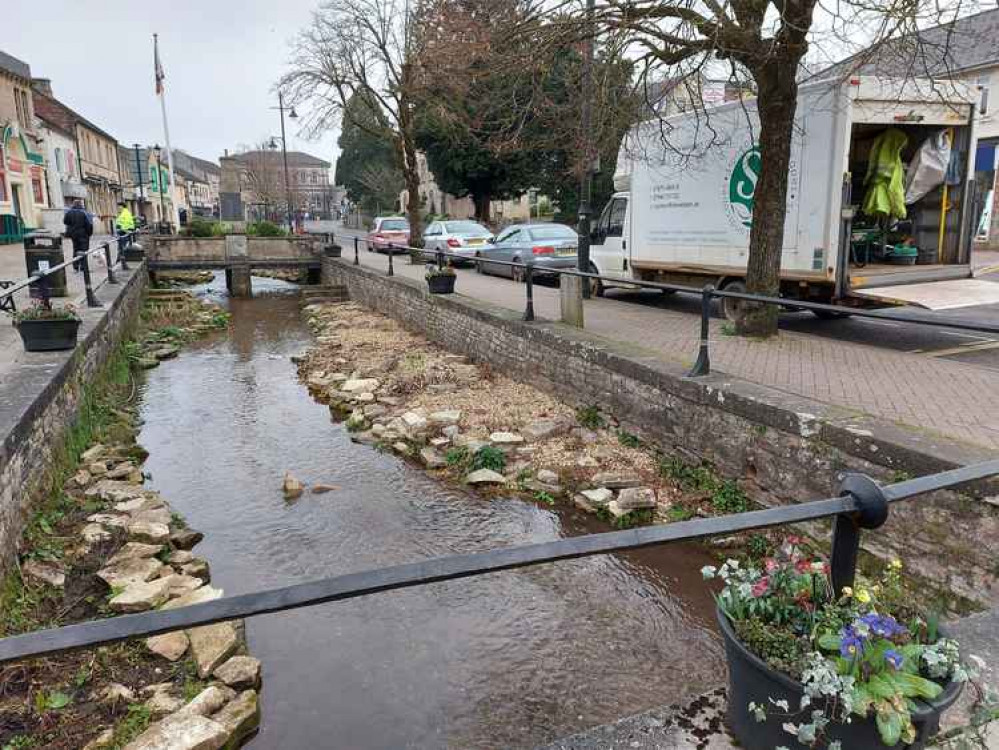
[4,0,338,171]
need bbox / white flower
[701,565,717,580]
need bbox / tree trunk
[737,64,799,338]
[473,193,491,224]
[397,100,424,249]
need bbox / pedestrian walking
[115,202,136,252]
[63,199,93,272]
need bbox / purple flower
[839,626,865,658]
[859,613,906,638]
[885,649,903,670]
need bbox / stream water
[136,276,725,749]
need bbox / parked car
[422,220,494,264]
[367,216,410,253]
[475,223,579,281]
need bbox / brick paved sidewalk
[0,236,117,373]
[342,242,999,451]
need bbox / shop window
[32,175,44,204]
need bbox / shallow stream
[136,276,724,749]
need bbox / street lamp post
[153,144,167,231]
[270,93,298,232]
[133,144,145,221]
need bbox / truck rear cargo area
[844,120,977,306]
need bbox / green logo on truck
[728,146,761,228]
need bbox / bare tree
[282,0,425,244]
[530,0,979,337]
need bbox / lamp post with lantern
[269,92,298,232]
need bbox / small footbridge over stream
[147,234,327,296]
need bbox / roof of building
[32,89,118,143]
[822,7,999,79]
[228,150,331,168]
[0,50,30,81]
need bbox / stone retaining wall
[323,258,999,606]
[0,265,147,578]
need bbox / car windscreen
[445,221,488,234]
[528,225,577,241]
[380,220,408,231]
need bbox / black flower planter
[324,243,342,258]
[718,609,962,750]
[15,317,82,352]
[427,274,456,295]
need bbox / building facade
[31,78,121,233]
[172,149,220,218]
[398,150,546,228]
[117,145,176,227]
[0,50,49,240]
[220,149,332,223]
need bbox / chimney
[224,148,229,157]
[32,78,53,97]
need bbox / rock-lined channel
[136,275,725,749]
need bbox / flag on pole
[154,33,165,95]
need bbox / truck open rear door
[850,278,999,310]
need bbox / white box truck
[588,76,999,319]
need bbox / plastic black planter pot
[15,317,82,352]
[717,609,962,750]
[427,274,456,295]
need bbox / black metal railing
[0,229,144,315]
[342,235,999,379]
[0,459,997,665]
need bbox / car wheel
[588,264,605,297]
[720,280,748,322]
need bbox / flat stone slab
[109,577,173,613]
[214,655,262,690]
[535,687,735,750]
[146,631,189,662]
[465,468,507,485]
[121,712,228,750]
[187,621,240,678]
[591,472,643,490]
[98,556,165,589]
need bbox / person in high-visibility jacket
[115,202,136,252]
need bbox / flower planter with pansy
[704,539,978,750]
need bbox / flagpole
[154,33,180,231]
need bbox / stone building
[31,78,121,234]
[117,145,176,227]
[171,149,220,218]
[219,149,333,223]
[398,150,547,229]
[0,49,49,241]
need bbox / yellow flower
[890,558,903,571]
[856,588,872,604]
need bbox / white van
[588,76,999,318]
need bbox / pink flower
[752,577,769,597]
[765,558,779,573]
[786,535,803,546]
[795,559,813,574]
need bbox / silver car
[475,223,578,281]
[422,220,494,264]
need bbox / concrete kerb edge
[326,258,999,496]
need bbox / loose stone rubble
[27,436,263,750]
[297,301,686,529]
